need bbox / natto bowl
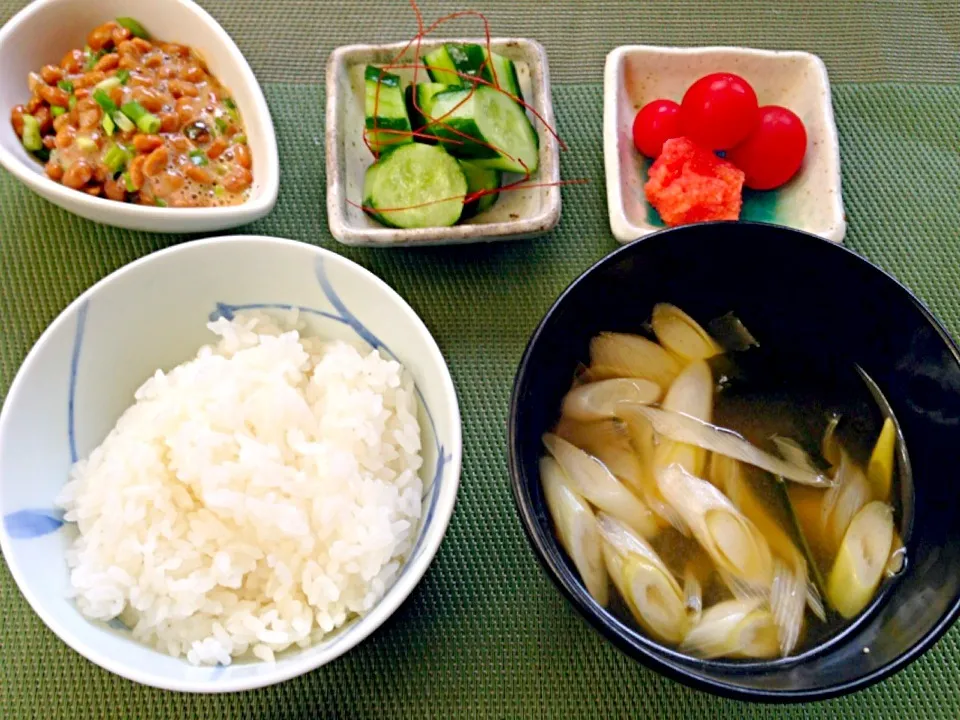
[508,221,960,702]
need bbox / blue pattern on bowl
[68,301,89,465]
[3,508,64,538]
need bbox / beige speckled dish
[326,38,561,247]
[603,45,846,244]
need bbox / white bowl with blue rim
[0,236,462,692]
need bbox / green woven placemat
[2,1,960,717]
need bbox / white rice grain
[57,312,423,665]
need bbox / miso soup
[541,303,909,660]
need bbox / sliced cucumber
[446,43,487,82]
[482,49,523,102]
[405,82,451,135]
[422,85,539,173]
[424,44,524,102]
[363,143,467,229]
[459,160,501,219]
[362,161,389,226]
[422,45,463,86]
[364,65,412,153]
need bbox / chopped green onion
[57,80,74,93]
[223,99,240,123]
[101,112,116,136]
[117,69,130,85]
[103,144,129,173]
[20,114,42,152]
[76,136,97,152]
[120,100,148,121]
[51,106,67,117]
[95,76,122,92]
[120,101,161,134]
[34,147,51,163]
[214,185,225,198]
[68,95,77,110]
[188,149,208,166]
[116,17,150,39]
[122,171,137,192]
[137,114,161,134]
[113,111,135,133]
[233,134,247,144]
[155,198,167,207]
[214,116,228,134]
[93,88,118,114]
[85,46,106,71]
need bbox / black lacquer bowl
[508,222,960,702]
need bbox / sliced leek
[543,433,658,538]
[576,364,628,383]
[553,418,643,493]
[624,556,690,644]
[822,414,843,468]
[561,378,661,421]
[683,561,704,624]
[661,359,714,421]
[826,501,894,619]
[627,406,833,487]
[589,332,682,388]
[771,436,823,476]
[651,303,722,362]
[653,359,714,478]
[681,598,780,660]
[718,455,810,653]
[820,450,871,553]
[769,558,806,656]
[598,514,689,643]
[866,418,895,502]
[708,452,738,493]
[619,409,688,534]
[541,457,609,605]
[657,464,774,590]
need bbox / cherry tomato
[632,99,682,158]
[727,106,807,190]
[680,72,759,150]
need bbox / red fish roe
[644,137,745,226]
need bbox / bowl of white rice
[0,236,461,692]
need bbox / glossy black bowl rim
[507,221,960,703]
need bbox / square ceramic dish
[603,45,845,244]
[0,0,279,233]
[326,38,560,247]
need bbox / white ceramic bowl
[603,45,845,244]
[0,236,462,692]
[0,0,279,232]
[326,38,561,246]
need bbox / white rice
[56,311,423,666]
